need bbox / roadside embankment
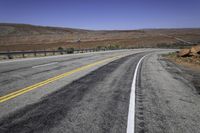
[164,44,200,71]
[163,46,200,94]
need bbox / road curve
[0,49,151,117]
[1,49,199,133]
[0,50,150,133]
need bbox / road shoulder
[137,52,200,133]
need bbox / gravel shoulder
[137,52,200,133]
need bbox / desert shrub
[57,47,64,51]
[96,46,102,50]
[57,47,64,54]
[66,48,74,54]
[8,54,13,59]
[106,44,120,50]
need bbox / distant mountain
[0,23,90,36]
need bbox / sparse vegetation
[66,48,74,54]
[1,23,200,51]
[167,53,200,65]
[57,47,64,54]
[164,45,200,69]
[7,54,13,59]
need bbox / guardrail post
[34,50,37,57]
[7,51,12,59]
[44,49,47,56]
[22,51,25,58]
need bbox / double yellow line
[0,56,117,103]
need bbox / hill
[0,23,200,51]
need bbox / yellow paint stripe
[0,56,118,103]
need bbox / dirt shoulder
[165,52,200,71]
[164,53,200,94]
[138,52,200,133]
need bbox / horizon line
[1,22,200,31]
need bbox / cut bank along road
[0,50,151,133]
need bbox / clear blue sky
[0,0,200,30]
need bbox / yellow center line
[0,56,120,103]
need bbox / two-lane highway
[0,49,151,117]
[0,49,151,133]
[1,49,199,133]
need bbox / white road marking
[32,62,58,68]
[126,55,146,133]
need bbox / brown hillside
[0,23,200,51]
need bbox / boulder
[178,48,190,57]
[191,45,200,55]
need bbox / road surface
[0,49,200,133]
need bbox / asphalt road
[0,49,199,133]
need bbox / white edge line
[126,55,147,133]
[32,62,58,68]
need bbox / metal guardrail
[0,50,59,55]
[0,49,106,59]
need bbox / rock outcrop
[191,45,200,55]
[179,44,200,57]
[178,48,191,57]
